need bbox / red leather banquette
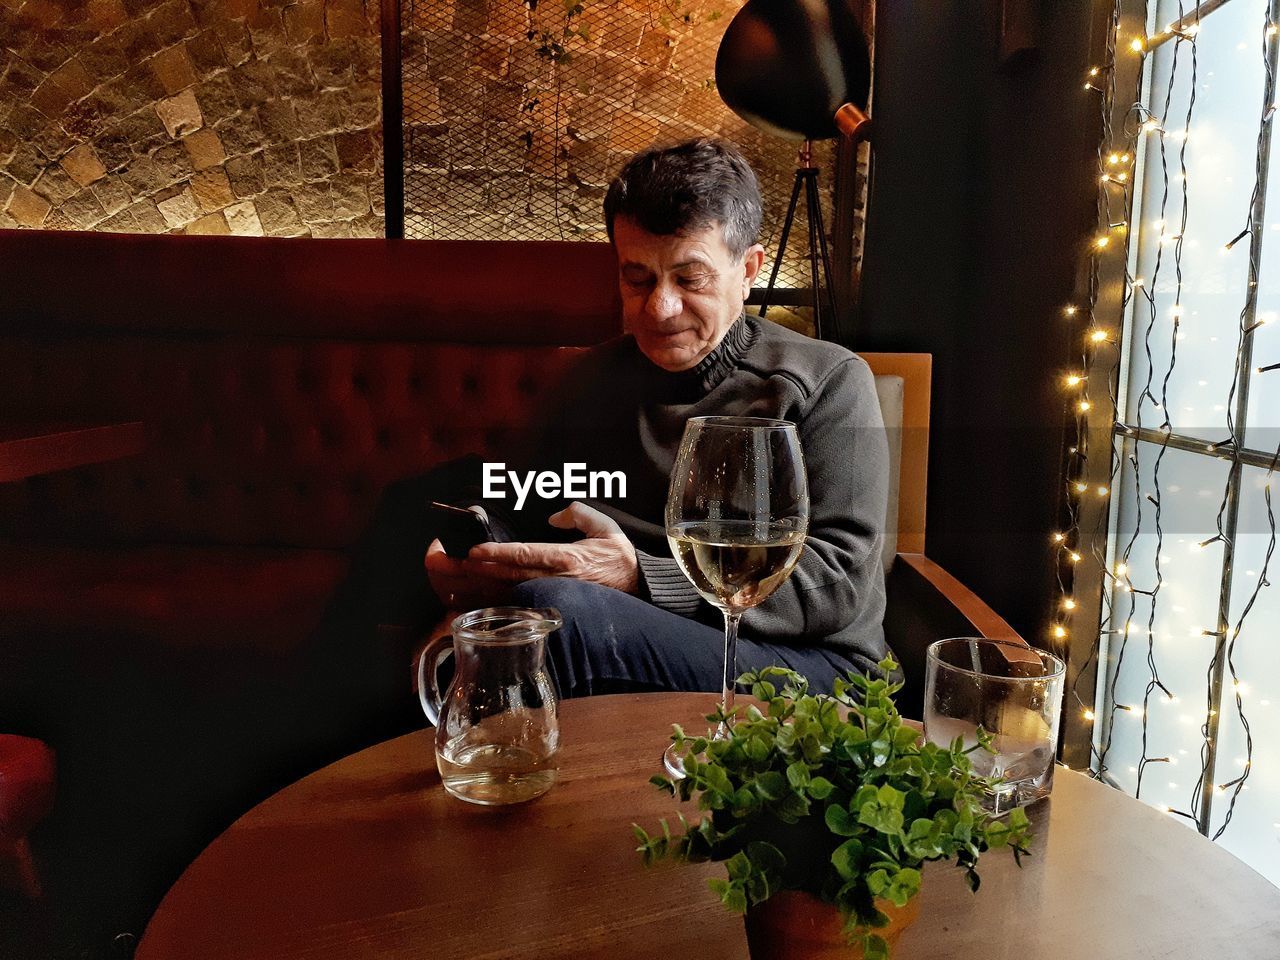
[0,229,620,936]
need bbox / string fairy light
[1055,0,1277,844]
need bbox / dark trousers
[508,577,859,698]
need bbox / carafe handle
[416,632,454,726]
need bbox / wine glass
[663,416,809,776]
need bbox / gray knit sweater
[513,314,890,666]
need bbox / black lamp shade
[715,0,872,141]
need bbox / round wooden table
[138,693,1280,960]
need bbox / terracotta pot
[744,890,920,960]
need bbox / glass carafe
[417,606,561,805]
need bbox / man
[407,138,892,699]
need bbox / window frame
[1062,0,1280,842]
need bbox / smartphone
[429,501,496,558]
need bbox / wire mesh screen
[400,0,843,291]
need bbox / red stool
[0,735,56,898]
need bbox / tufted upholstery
[0,233,621,650]
[0,232,620,553]
[0,230,623,934]
[0,338,587,549]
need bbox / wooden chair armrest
[884,553,1029,719]
[893,554,1027,646]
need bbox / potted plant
[633,661,1033,960]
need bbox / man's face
[612,216,765,372]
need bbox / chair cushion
[0,736,55,840]
[872,374,904,570]
[0,544,348,659]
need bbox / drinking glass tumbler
[923,637,1066,814]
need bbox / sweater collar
[641,314,755,397]
[690,313,755,391]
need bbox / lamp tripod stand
[756,140,838,341]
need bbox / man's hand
[424,539,512,610]
[463,502,639,594]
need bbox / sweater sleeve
[740,356,890,646]
[635,548,706,616]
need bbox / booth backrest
[0,232,622,549]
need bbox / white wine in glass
[663,417,809,777]
[668,520,805,611]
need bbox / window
[1080,0,1280,887]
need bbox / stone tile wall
[401,0,870,289]
[0,0,384,237]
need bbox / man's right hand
[424,539,512,610]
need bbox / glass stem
[720,610,743,721]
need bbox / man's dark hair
[603,138,763,259]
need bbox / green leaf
[1008,806,1031,831]
[745,735,770,762]
[807,776,835,799]
[857,790,905,836]
[830,838,864,880]
[866,867,889,896]
[965,866,981,893]
[649,773,675,794]
[751,680,777,701]
[894,725,921,749]
[825,803,859,836]
[876,784,906,810]
[755,770,788,801]
[776,790,811,823]
[884,867,921,907]
[862,933,890,960]
[786,761,811,789]
[746,840,786,876]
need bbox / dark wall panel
[861,0,1098,644]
